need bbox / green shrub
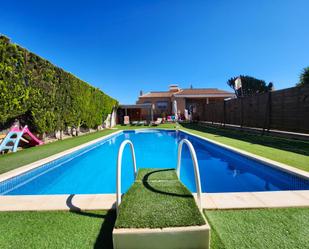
[0,35,117,133]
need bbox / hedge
[0,35,117,134]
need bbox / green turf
[136,168,178,181]
[205,208,309,249]
[115,168,205,228]
[0,210,116,249]
[0,208,307,249]
[181,123,309,172]
[0,129,117,174]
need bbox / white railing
[116,140,137,214]
[176,139,202,211]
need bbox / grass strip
[0,208,307,249]
[204,208,309,249]
[115,168,205,228]
[0,210,116,249]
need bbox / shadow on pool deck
[66,194,116,249]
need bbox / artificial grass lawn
[0,129,118,174]
[0,210,116,249]
[136,167,179,181]
[1,208,307,249]
[115,168,205,228]
[205,208,309,249]
[181,123,309,172]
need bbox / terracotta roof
[174,88,233,96]
[139,91,176,98]
[139,88,234,98]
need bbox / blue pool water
[0,129,308,195]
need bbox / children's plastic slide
[0,125,44,153]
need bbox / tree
[227,75,273,97]
[297,67,309,86]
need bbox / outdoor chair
[124,116,130,125]
[151,118,162,126]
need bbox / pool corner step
[113,168,210,249]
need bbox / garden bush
[0,35,117,134]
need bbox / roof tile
[174,88,233,95]
[140,91,176,98]
[140,88,234,98]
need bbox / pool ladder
[116,139,202,214]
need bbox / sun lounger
[151,118,162,126]
[138,120,146,126]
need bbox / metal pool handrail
[116,139,137,214]
[176,139,202,211]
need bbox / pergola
[117,103,153,124]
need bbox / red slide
[10,125,44,146]
[22,127,44,146]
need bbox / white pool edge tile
[200,190,309,210]
[1,191,309,211]
[0,194,116,211]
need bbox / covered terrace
[117,103,153,124]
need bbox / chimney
[169,84,180,92]
[140,90,143,96]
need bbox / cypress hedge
[0,35,117,134]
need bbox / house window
[156,101,168,110]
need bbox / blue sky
[1,0,309,103]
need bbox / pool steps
[115,138,203,213]
[113,139,210,249]
[113,168,210,249]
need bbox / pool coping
[199,190,309,209]
[0,128,308,211]
[1,190,308,211]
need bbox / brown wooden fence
[202,85,309,133]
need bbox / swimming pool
[0,129,308,195]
